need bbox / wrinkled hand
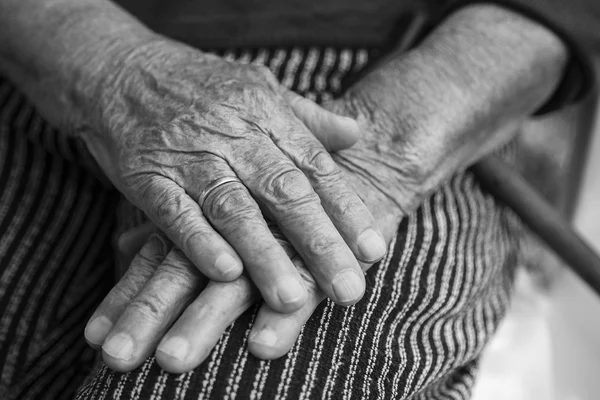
[87,4,568,373]
[86,91,407,373]
[80,37,388,316]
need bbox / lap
[0,77,119,399]
[0,46,522,399]
[77,169,520,400]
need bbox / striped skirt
[0,46,521,399]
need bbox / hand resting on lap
[87,3,568,373]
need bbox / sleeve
[434,0,598,115]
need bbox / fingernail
[85,316,113,346]
[214,253,241,278]
[357,229,387,262]
[276,278,306,306]
[249,328,278,347]
[103,333,134,361]
[158,336,189,362]
[332,269,364,304]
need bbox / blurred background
[471,55,600,400]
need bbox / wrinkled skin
[85,4,567,373]
[84,62,524,373]
[86,91,406,373]
[80,37,389,318]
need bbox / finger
[232,146,365,306]
[237,92,384,301]
[84,233,171,348]
[279,117,388,282]
[248,301,324,360]
[273,112,387,266]
[248,254,326,359]
[101,248,206,372]
[139,176,243,281]
[156,276,259,373]
[201,176,308,313]
[238,125,382,306]
[248,240,375,359]
[305,151,386,266]
[282,95,387,265]
[117,222,157,266]
[284,90,360,152]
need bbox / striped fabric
[0,46,522,400]
[0,80,119,399]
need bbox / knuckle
[204,185,259,224]
[111,279,143,303]
[301,231,341,260]
[263,168,317,207]
[324,190,360,219]
[145,188,213,254]
[124,254,201,322]
[154,263,199,290]
[147,185,193,231]
[160,249,202,280]
[127,294,169,322]
[116,262,157,298]
[303,148,341,181]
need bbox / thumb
[284,90,360,152]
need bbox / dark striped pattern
[0,46,521,400]
[0,79,120,399]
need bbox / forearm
[345,4,568,177]
[419,3,568,164]
[0,0,154,132]
[333,3,569,230]
[425,3,569,121]
[463,0,600,49]
[359,3,567,132]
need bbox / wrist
[0,0,156,133]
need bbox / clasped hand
[80,37,390,371]
[80,38,389,312]
[83,4,567,374]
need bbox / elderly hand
[87,3,568,373]
[79,34,390,319]
[1,0,387,311]
[87,82,408,372]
